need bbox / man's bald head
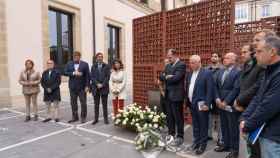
[189,55,201,71]
[223,52,237,67]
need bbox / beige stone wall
[0,0,11,107]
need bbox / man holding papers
[185,55,214,155]
[240,36,280,158]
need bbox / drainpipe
[92,0,96,64]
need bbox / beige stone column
[0,0,11,107]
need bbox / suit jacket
[214,66,240,106]
[91,62,111,96]
[41,69,61,102]
[160,60,186,102]
[19,69,41,95]
[64,60,90,92]
[186,68,214,108]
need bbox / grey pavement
[0,96,247,158]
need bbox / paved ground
[0,97,247,158]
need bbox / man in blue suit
[214,52,240,158]
[91,53,111,125]
[64,51,90,123]
[185,55,214,155]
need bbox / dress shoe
[33,115,38,121]
[186,143,199,151]
[214,146,230,152]
[55,118,60,122]
[81,118,86,124]
[42,118,52,123]
[25,116,31,122]
[225,151,239,158]
[195,145,207,155]
[68,118,79,123]
[173,137,184,147]
[208,136,213,141]
[104,120,109,124]
[92,120,98,125]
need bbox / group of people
[158,30,280,158]
[18,29,280,158]
[19,52,126,125]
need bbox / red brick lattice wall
[133,1,280,123]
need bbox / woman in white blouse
[109,59,126,116]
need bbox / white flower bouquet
[113,103,166,132]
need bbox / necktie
[222,69,229,85]
[98,63,102,73]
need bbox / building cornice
[117,0,156,15]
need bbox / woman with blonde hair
[19,59,41,122]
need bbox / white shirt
[74,64,79,71]
[188,70,200,102]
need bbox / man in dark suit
[91,53,111,125]
[214,52,241,158]
[160,49,186,147]
[185,55,214,155]
[64,51,90,123]
[41,59,61,122]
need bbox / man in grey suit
[160,49,186,147]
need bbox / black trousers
[190,105,209,146]
[93,92,108,121]
[160,95,168,116]
[220,110,240,152]
[70,90,87,119]
[166,100,184,138]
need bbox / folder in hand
[248,123,266,145]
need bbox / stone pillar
[0,0,11,107]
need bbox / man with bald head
[185,55,214,155]
[214,52,241,158]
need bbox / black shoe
[187,143,199,151]
[81,118,86,124]
[42,118,52,123]
[104,120,109,124]
[55,118,60,122]
[92,120,98,125]
[174,137,184,147]
[214,146,230,152]
[225,151,239,158]
[25,116,31,122]
[33,115,38,121]
[195,145,207,155]
[68,118,79,123]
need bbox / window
[48,9,73,70]
[107,25,120,66]
[262,5,271,17]
[235,4,249,23]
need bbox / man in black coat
[41,60,61,122]
[160,49,186,147]
[65,51,90,123]
[232,44,265,158]
[91,53,111,125]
